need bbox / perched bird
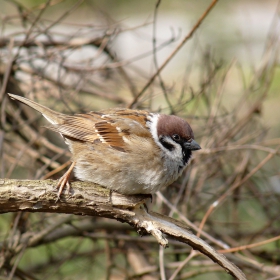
[8,93,201,199]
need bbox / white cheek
[166,143,182,161]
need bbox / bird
[8,93,201,199]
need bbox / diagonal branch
[0,179,246,279]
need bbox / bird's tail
[8,93,65,125]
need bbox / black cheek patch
[159,137,175,151]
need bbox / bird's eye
[172,134,181,141]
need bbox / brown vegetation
[1,1,280,279]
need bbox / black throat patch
[182,148,192,165]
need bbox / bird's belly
[70,141,185,195]
[73,159,167,194]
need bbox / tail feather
[8,93,65,125]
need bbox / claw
[54,161,75,202]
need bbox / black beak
[184,139,201,151]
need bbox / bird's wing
[48,109,152,151]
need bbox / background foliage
[1,0,280,279]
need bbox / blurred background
[1,0,280,279]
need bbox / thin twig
[129,0,219,108]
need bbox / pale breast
[69,136,180,194]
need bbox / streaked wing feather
[46,109,151,151]
[47,115,98,142]
[95,121,127,148]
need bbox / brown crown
[157,115,194,140]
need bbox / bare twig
[129,0,219,108]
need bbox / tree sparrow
[8,93,201,198]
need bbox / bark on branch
[0,179,246,280]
